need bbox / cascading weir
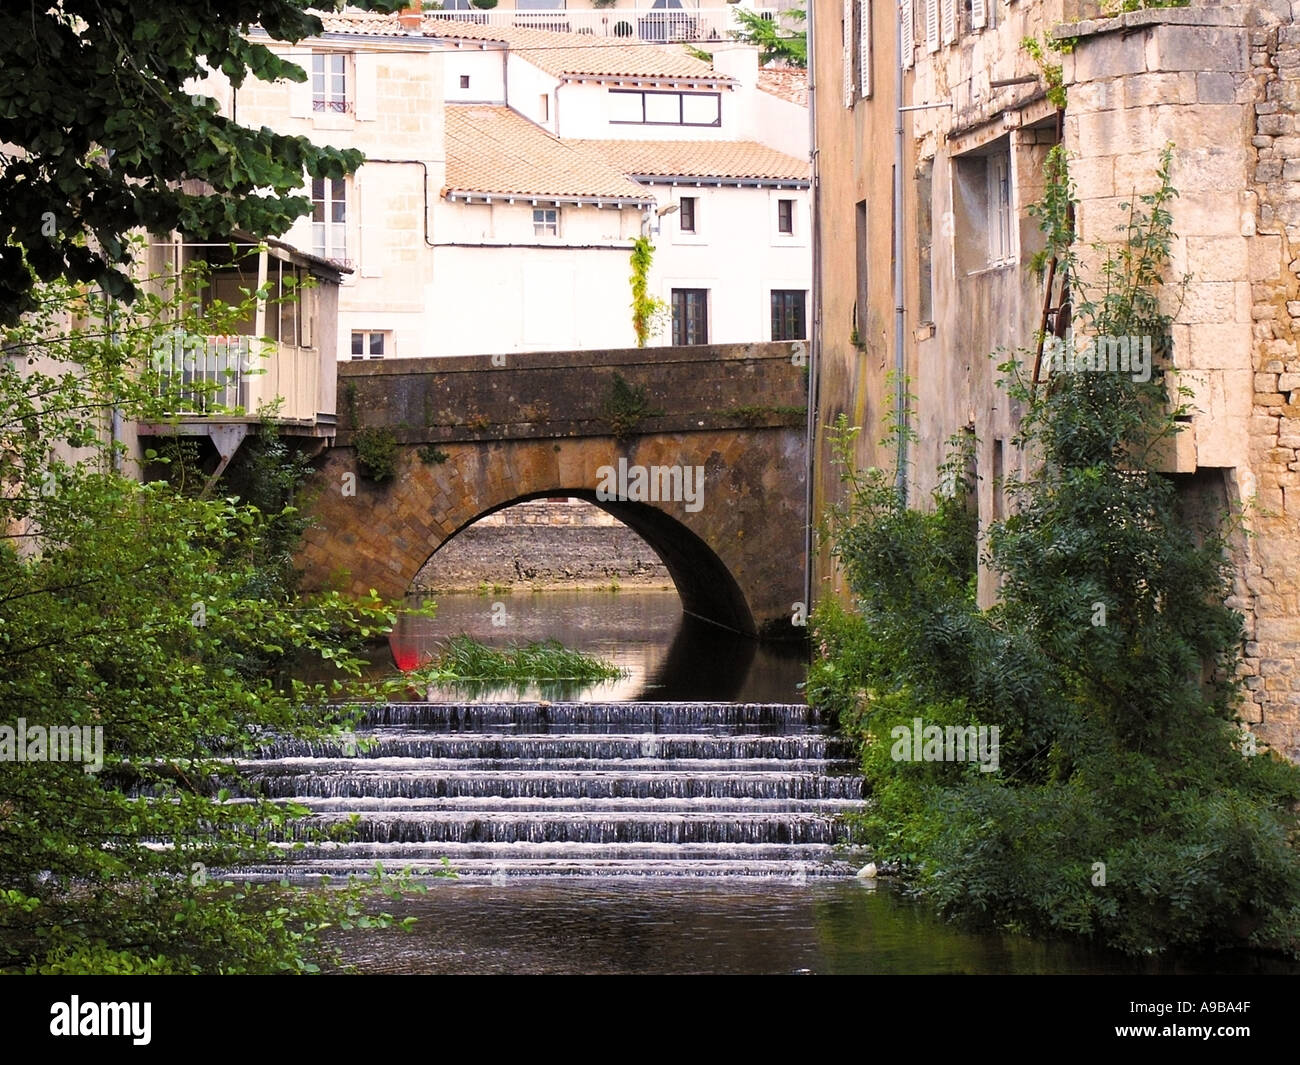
[235,702,867,879]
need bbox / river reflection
[383,588,807,703]
[327,880,1300,975]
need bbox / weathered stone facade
[297,343,808,636]
[812,1,1300,760]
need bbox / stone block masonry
[298,343,810,638]
[1061,5,1300,759]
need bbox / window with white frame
[951,140,1015,273]
[312,52,349,112]
[777,198,795,235]
[350,330,387,359]
[987,150,1013,264]
[533,207,559,237]
[680,196,697,234]
[312,177,347,263]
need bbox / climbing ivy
[629,237,669,348]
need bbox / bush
[354,426,398,482]
[814,146,1300,957]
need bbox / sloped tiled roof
[757,66,809,107]
[570,139,809,184]
[423,20,728,83]
[315,11,418,37]
[444,105,653,203]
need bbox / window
[777,199,794,235]
[680,197,697,234]
[917,159,934,323]
[844,0,871,105]
[671,289,708,345]
[312,177,347,263]
[952,141,1014,273]
[533,208,559,237]
[459,75,470,89]
[987,151,1013,264]
[609,90,721,127]
[350,331,387,359]
[855,199,868,339]
[312,52,348,112]
[539,94,550,122]
[771,290,807,341]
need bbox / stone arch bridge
[297,342,809,638]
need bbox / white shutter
[288,55,312,119]
[971,0,987,29]
[354,51,378,121]
[858,1,872,98]
[941,0,955,45]
[925,0,939,54]
[901,0,914,70]
[843,0,854,107]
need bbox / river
[308,586,1300,975]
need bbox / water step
[274,811,847,845]
[243,756,857,774]
[348,702,831,732]
[234,859,859,881]
[260,733,850,760]
[260,840,851,862]
[234,701,865,880]
[263,796,859,814]
[242,769,864,801]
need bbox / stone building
[811,0,1300,760]
[191,9,811,359]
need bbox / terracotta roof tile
[314,11,416,37]
[570,139,809,184]
[757,66,809,107]
[444,106,653,202]
[423,20,727,82]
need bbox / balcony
[424,5,736,43]
[139,237,345,480]
[150,331,319,425]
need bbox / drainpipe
[366,159,438,247]
[893,8,907,501]
[804,0,820,618]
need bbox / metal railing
[425,6,735,43]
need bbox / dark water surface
[383,588,806,703]
[319,589,1298,975]
[328,880,1298,976]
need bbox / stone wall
[299,343,809,637]
[1060,5,1300,759]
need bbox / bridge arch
[425,490,754,634]
[296,343,808,638]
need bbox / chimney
[398,2,422,31]
[709,42,759,89]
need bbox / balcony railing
[151,332,319,423]
[425,6,736,43]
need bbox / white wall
[549,78,743,141]
[442,47,506,103]
[648,184,811,345]
[427,201,644,356]
[204,38,447,361]
[507,54,562,133]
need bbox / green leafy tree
[0,265,418,973]
[0,0,404,326]
[730,5,806,68]
[812,147,1300,957]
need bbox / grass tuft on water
[400,635,623,684]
